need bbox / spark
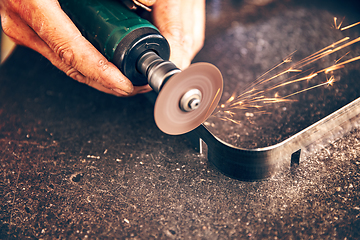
[226,95,235,103]
[255,51,296,81]
[335,51,350,63]
[235,88,257,99]
[224,110,236,117]
[252,67,302,87]
[327,75,335,86]
[295,37,351,68]
[318,55,360,74]
[333,17,345,30]
[219,116,242,125]
[283,82,329,99]
[249,97,294,104]
[331,37,360,53]
[228,102,262,109]
[341,21,360,31]
[266,73,318,91]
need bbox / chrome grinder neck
[137,51,202,112]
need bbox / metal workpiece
[185,76,360,180]
[186,95,360,180]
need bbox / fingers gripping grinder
[59,0,223,135]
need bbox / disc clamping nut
[179,89,202,112]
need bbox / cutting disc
[154,62,223,135]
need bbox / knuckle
[192,36,204,56]
[51,40,77,67]
[183,34,194,50]
[65,68,88,84]
[159,21,184,42]
[65,67,77,79]
[59,48,75,66]
[51,35,82,67]
[81,77,92,86]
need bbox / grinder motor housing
[59,0,170,86]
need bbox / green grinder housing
[59,0,170,86]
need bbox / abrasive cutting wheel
[154,63,223,135]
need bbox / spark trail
[212,18,360,124]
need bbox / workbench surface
[1,0,360,239]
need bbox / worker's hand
[152,0,205,69]
[0,0,152,97]
[0,0,205,97]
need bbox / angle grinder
[59,0,223,135]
